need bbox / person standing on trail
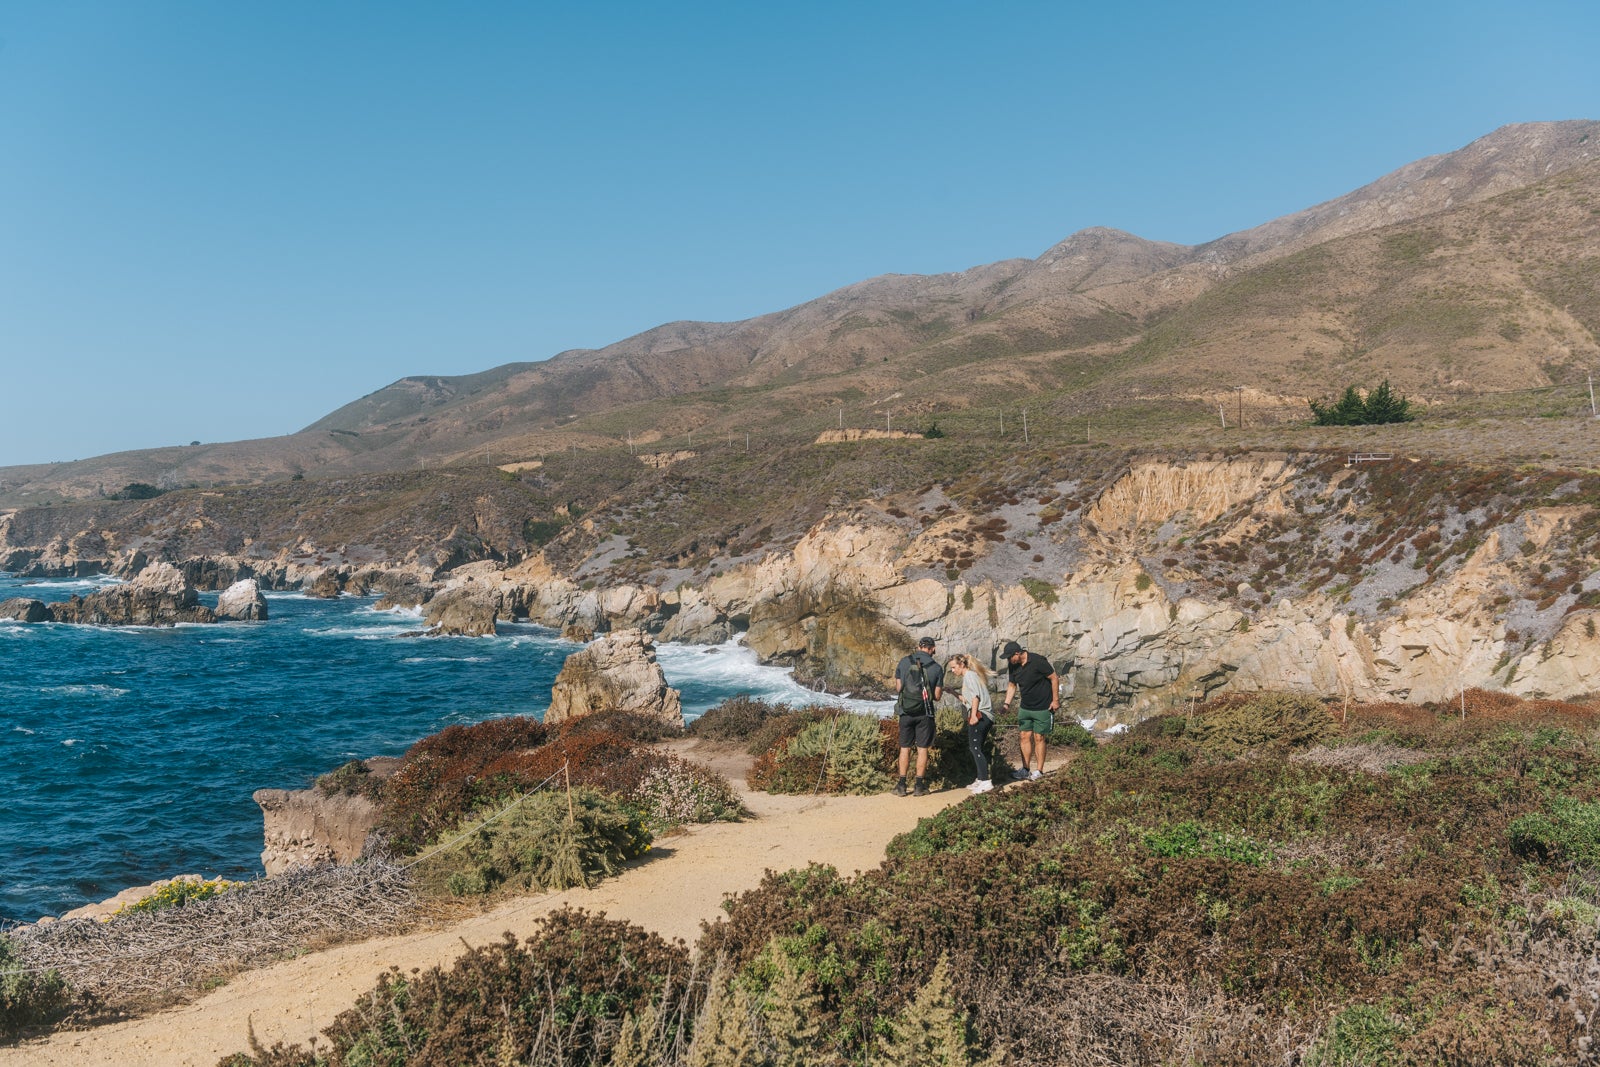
[946,653,995,793]
[1000,640,1057,781]
[893,636,944,796]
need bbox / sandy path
[3,775,974,1067]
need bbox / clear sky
[1,1,1596,466]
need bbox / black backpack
[898,655,933,716]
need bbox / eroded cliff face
[465,454,1600,717]
[8,454,1600,717]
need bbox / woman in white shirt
[946,653,995,793]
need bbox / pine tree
[1310,385,1368,425]
[1361,379,1414,424]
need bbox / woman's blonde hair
[946,653,990,683]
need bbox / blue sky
[1,1,1595,466]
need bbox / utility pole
[1219,403,1227,429]
[838,401,843,429]
[1589,371,1597,418]
[886,411,892,433]
[1022,408,1029,445]
[1236,386,1245,430]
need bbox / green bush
[223,910,696,1066]
[776,711,889,795]
[1508,796,1600,866]
[689,694,788,743]
[0,936,70,1040]
[1187,692,1333,755]
[631,755,749,830]
[412,787,650,897]
[1050,719,1097,749]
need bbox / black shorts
[898,713,935,749]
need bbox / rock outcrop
[0,597,48,622]
[215,578,269,620]
[46,562,216,626]
[253,787,381,876]
[421,585,499,636]
[546,629,684,728]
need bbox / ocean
[0,573,887,923]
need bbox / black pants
[967,715,993,781]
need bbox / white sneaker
[1011,767,1030,780]
[969,779,993,794]
[1029,770,1042,781]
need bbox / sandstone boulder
[46,562,215,626]
[546,628,684,728]
[253,787,381,876]
[215,578,269,620]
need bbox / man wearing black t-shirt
[892,636,944,796]
[1000,639,1057,781]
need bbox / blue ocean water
[0,573,885,923]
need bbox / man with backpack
[893,635,944,796]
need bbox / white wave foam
[655,636,893,719]
[11,727,35,735]
[42,685,128,698]
[1103,722,1129,735]
[7,575,123,592]
[61,739,80,746]
[365,604,424,619]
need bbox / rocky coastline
[7,456,1600,715]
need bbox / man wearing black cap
[892,635,944,796]
[1000,640,1057,781]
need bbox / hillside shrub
[689,695,788,744]
[750,710,893,794]
[411,787,650,897]
[221,910,697,1067]
[632,755,749,830]
[1186,692,1334,755]
[377,716,549,853]
[313,759,382,800]
[743,704,836,759]
[561,708,685,743]
[0,936,70,1040]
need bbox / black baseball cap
[1002,640,1024,658]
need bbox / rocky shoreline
[7,456,1600,716]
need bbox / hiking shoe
[913,778,929,797]
[969,779,993,794]
[1011,766,1030,780]
[1029,769,1042,781]
[892,777,908,797]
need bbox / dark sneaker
[913,777,929,797]
[892,777,908,797]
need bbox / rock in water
[46,562,216,626]
[215,578,269,620]
[422,586,499,636]
[0,598,48,622]
[546,628,684,728]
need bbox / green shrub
[768,711,889,795]
[0,936,70,1040]
[224,910,696,1066]
[1187,692,1333,755]
[1049,719,1097,749]
[1508,796,1600,867]
[1020,577,1059,605]
[413,787,650,897]
[314,759,382,800]
[1142,820,1270,866]
[631,755,749,830]
[689,695,787,744]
